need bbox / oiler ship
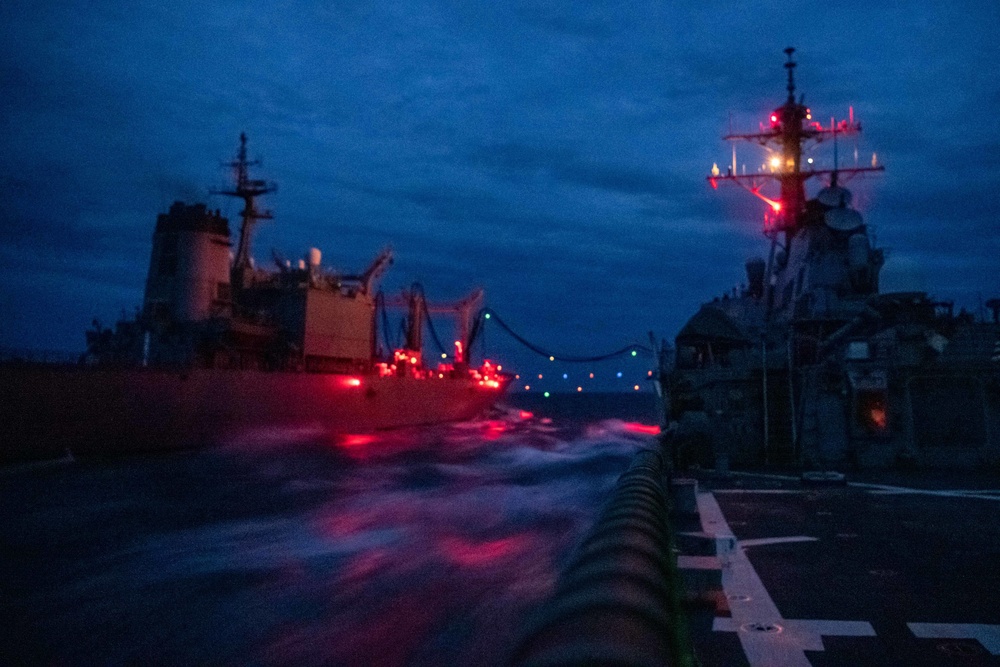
[1,135,509,463]
[667,49,1000,469]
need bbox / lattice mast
[212,133,277,289]
[708,48,884,241]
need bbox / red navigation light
[518,410,534,420]
[343,377,362,388]
[771,201,782,212]
[770,113,778,124]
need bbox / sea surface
[1,393,661,666]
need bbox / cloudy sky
[2,0,998,390]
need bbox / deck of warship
[676,469,1000,666]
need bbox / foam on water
[1,400,660,666]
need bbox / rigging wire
[424,314,448,356]
[480,308,653,362]
[375,291,396,354]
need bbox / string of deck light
[478,308,653,362]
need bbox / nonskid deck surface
[682,470,1000,666]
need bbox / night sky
[3,1,999,391]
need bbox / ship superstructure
[668,50,1000,469]
[1,135,508,463]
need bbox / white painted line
[698,492,875,666]
[786,619,877,637]
[908,623,1000,655]
[677,555,721,570]
[739,536,818,548]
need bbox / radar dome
[824,207,864,232]
[816,185,853,208]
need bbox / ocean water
[1,393,660,666]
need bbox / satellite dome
[816,185,853,208]
[824,207,864,232]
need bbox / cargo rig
[667,49,1000,469]
[1,135,509,463]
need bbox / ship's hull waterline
[1,366,510,463]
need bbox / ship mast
[212,133,277,290]
[708,48,884,242]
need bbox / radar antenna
[211,133,277,289]
[707,49,884,240]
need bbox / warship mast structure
[668,49,1000,470]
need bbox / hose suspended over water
[424,314,449,356]
[478,307,653,363]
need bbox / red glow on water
[439,533,534,567]
[481,420,508,440]
[518,410,534,420]
[341,434,376,448]
[710,177,718,189]
[623,422,661,435]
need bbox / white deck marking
[908,623,1000,654]
[739,536,818,548]
[697,492,876,666]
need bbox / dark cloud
[1,0,998,384]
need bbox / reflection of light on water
[4,406,660,667]
[438,533,536,567]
